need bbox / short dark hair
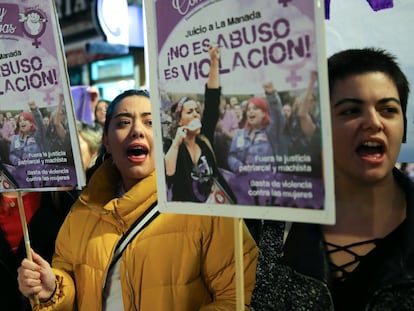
[328,48,410,142]
[104,89,150,133]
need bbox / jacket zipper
[101,211,127,307]
[125,267,138,311]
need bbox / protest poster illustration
[146,0,335,224]
[0,0,84,192]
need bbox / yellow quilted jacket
[34,159,258,311]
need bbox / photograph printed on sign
[0,0,84,192]
[146,0,335,223]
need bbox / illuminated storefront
[58,0,147,100]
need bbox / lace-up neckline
[325,238,381,281]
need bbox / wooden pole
[234,217,245,311]
[17,192,39,305]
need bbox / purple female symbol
[18,9,47,48]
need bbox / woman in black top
[165,45,235,204]
[251,48,414,310]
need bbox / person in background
[283,71,320,156]
[250,48,414,310]
[283,71,323,178]
[227,82,285,174]
[46,94,70,154]
[282,102,292,120]
[214,96,239,170]
[0,112,13,164]
[9,101,49,166]
[0,190,77,311]
[0,116,17,164]
[165,45,236,203]
[224,83,287,207]
[1,114,17,145]
[93,99,110,132]
[233,101,247,129]
[77,121,102,173]
[229,95,239,108]
[70,85,100,126]
[42,115,50,127]
[88,86,100,121]
[17,89,258,311]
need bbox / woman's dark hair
[103,89,150,133]
[328,48,410,142]
[86,89,150,181]
[171,96,197,122]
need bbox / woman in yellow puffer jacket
[17,89,258,311]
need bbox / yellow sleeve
[200,216,258,311]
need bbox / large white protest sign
[146,0,335,224]
[0,0,84,192]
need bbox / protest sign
[0,0,84,192]
[146,0,335,224]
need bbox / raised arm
[207,45,220,89]
[165,126,186,177]
[202,45,221,142]
[53,94,68,140]
[263,82,285,155]
[28,101,50,152]
[297,71,318,139]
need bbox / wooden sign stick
[234,217,245,311]
[17,191,39,305]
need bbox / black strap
[108,202,159,271]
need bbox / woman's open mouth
[356,141,384,160]
[127,144,148,161]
